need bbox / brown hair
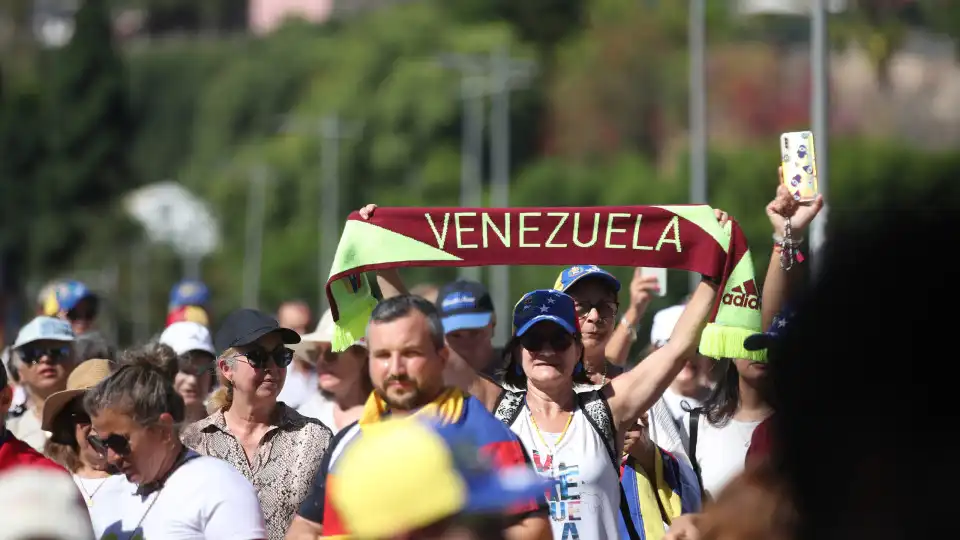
[43,397,83,473]
[698,461,797,540]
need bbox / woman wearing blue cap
[457,280,719,540]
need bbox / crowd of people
[0,173,945,540]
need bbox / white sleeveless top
[510,404,621,540]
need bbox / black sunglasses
[234,347,294,370]
[178,352,215,376]
[519,332,574,353]
[19,347,71,365]
[87,433,131,457]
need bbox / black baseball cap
[435,280,495,334]
[214,308,301,354]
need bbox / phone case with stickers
[779,131,819,202]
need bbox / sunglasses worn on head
[234,347,294,370]
[87,433,131,457]
[19,347,71,365]
[519,332,574,353]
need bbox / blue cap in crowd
[41,281,97,317]
[169,280,210,310]
[553,265,621,293]
[435,280,495,334]
[744,308,796,351]
[513,289,579,337]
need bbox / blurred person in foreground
[7,316,78,451]
[287,295,550,540]
[327,417,552,540]
[86,342,267,539]
[183,308,332,540]
[435,280,501,380]
[296,309,371,434]
[0,356,67,473]
[0,467,95,540]
[41,280,100,337]
[42,359,129,536]
[159,321,218,423]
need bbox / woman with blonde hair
[42,358,128,537]
[182,308,332,540]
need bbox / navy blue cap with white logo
[435,280,495,334]
[743,308,796,351]
[512,289,579,337]
[553,265,621,293]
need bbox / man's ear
[438,345,450,366]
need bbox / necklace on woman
[76,476,107,507]
[526,399,575,473]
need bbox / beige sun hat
[41,358,113,431]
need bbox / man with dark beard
[285,295,550,540]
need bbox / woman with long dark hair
[42,358,127,537]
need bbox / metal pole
[320,115,342,311]
[460,78,484,283]
[688,0,708,294]
[243,165,268,309]
[489,46,511,346]
[810,0,829,274]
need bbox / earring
[573,362,583,375]
[514,363,523,376]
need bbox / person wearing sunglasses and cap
[41,280,101,337]
[7,316,79,452]
[182,308,333,540]
[446,282,718,540]
[86,342,267,539]
[42,358,130,536]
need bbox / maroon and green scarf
[323,206,764,361]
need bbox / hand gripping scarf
[323,206,764,361]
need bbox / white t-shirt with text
[99,450,266,540]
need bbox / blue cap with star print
[743,307,796,351]
[512,289,579,337]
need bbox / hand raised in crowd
[358,203,378,220]
[627,268,658,314]
[767,169,824,235]
[714,208,730,228]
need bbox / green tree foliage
[37,0,137,271]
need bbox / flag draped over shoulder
[324,206,764,361]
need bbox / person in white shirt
[295,310,371,434]
[0,467,96,540]
[42,358,129,537]
[7,316,79,451]
[84,343,267,540]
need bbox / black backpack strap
[493,389,525,427]
[688,409,706,501]
[576,390,618,469]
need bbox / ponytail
[208,350,235,412]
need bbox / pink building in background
[249,0,334,35]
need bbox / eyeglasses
[519,332,574,353]
[232,347,294,370]
[19,347,71,365]
[177,353,214,376]
[573,300,619,321]
[87,433,131,457]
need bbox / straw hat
[41,358,113,431]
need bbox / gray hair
[83,342,185,430]
[368,295,445,351]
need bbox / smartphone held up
[779,130,819,203]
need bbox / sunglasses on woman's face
[519,332,574,353]
[87,433,131,457]
[573,300,619,321]
[234,347,294,370]
[19,347,71,365]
